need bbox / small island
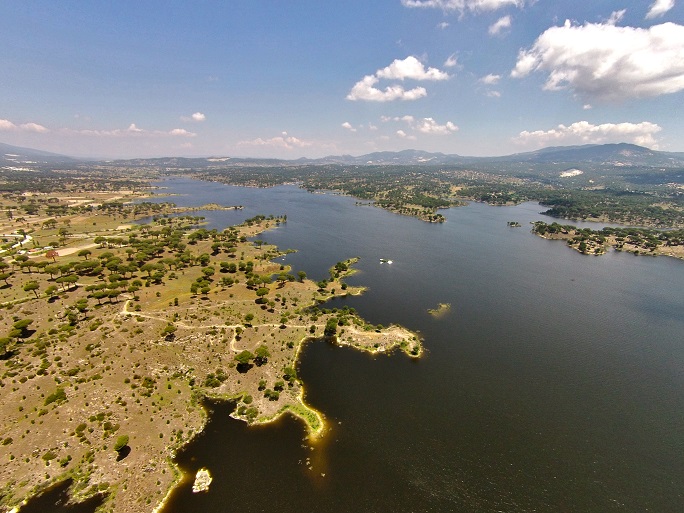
[427,303,451,318]
[173,203,244,212]
[191,468,212,493]
[532,221,684,259]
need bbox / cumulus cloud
[511,20,684,101]
[0,119,49,132]
[513,120,662,148]
[438,21,450,29]
[347,56,448,102]
[383,115,458,135]
[238,132,312,150]
[342,122,357,132]
[347,75,428,102]
[646,0,675,19]
[480,73,501,85]
[376,56,449,81]
[182,112,206,122]
[401,0,525,13]
[489,15,512,35]
[415,117,458,134]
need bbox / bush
[44,388,66,406]
[113,435,129,452]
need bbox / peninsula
[0,184,421,513]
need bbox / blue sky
[1,0,683,158]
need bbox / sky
[1,0,683,159]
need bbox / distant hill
[499,143,684,167]
[0,142,79,165]
[3,141,684,169]
[312,149,472,166]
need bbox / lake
[29,178,684,513]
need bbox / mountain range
[2,141,684,169]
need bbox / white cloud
[486,90,502,97]
[514,120,662,148]
[376,56,449,81]
[382,115,415,123]
[401,0,525,13]
[181,112,206,122]
[342,122,357,132]
[347,75,428,102]
[169,128,196,137]
[511,20,684,101]
[0,119,49,132]
[444,53,460,68]
[20,122,49,133]
[384,115,458,135]
[238,132,312,150]
[0,119,17,130]
[396,130,417,140]
[347,56,448,102]
[64,123,194,138]
[438,21,450,29]
[646,0,675,19]
[480,73,501,85]
[489,15,512,35]
[415,117,459,134]
[606,9,626,25]
[583,104,593,110]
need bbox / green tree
[234,350,254,365]
[161,324,177,339]
[0,272,11,286]
[44,264,59,278]
[23,280,40,298]
[254,345,270,366]
[324,318,337,337]
[11,319,33,338]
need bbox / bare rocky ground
[0,192,421,513]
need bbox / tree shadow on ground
[116,446,131,461]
